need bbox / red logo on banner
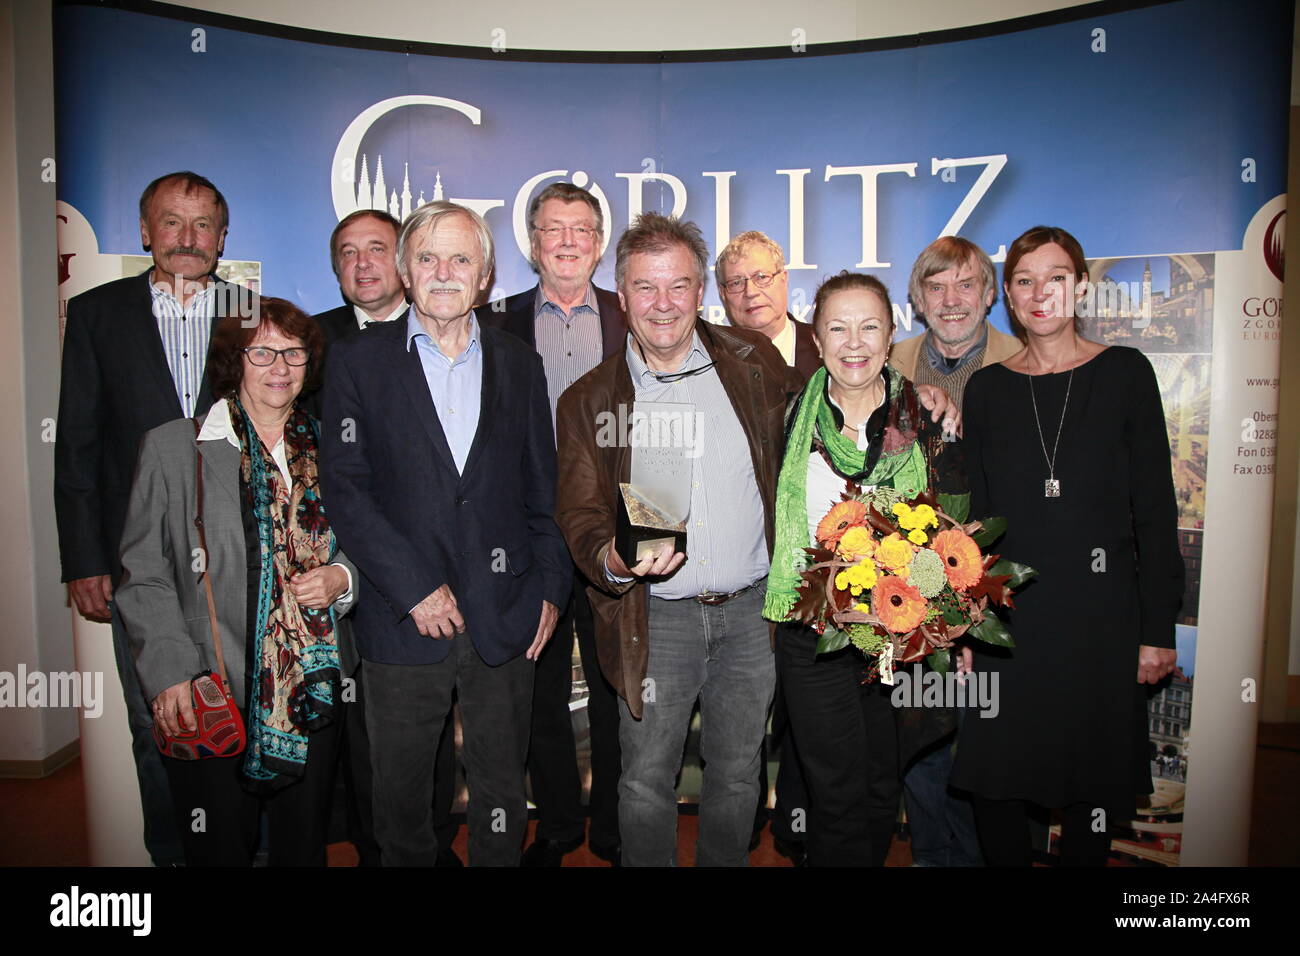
[1263,210,1285,282]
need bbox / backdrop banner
[53,0,1292,865]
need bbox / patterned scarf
[228,397,339,791]
[762,366,930,622]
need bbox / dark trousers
[110,602,184,865]
[364,636,534,866]
[339,660,458,865]
[971,797,1113,866]
[163,712,340,866]
[778,623,899,867]
[761,678,810,844]
[902,719,984,866]
[527,582,620,847]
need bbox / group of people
[55,169,1183,868]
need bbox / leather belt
[694,582,760,606]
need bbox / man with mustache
[321,201,570,866]
[891,235,1023,867]
[56,171,254,865]
[311,208,460,867]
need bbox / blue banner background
[55,0,1292,332]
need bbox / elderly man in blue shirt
[321,201,570,866]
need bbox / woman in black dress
[950,226,1183,866]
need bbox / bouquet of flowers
[790,486,1035,675]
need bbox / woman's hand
[289,565,350,609]
[152,682,196,738]
[955,645,974,677]
[1137,645,1177,684]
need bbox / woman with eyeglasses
[117,297,357,866]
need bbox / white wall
[167,0,1081,50]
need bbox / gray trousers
[364,635,534,866]
[618,584,775,866]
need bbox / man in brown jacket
[555,214,803,866]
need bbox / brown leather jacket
[555,320,805,718]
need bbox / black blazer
[55,269,255,584]
[476,283,626,362]
[791,313,822,380]
[319,312,571,666]
[313,303,359,352]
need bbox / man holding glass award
[555,213,803,867]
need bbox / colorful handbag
[151,420,247,760]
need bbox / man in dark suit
[716,230,821,379]
[55,170,253,865]
[311,208,459,866]
[321,201,570,867]
[476,181,624,866]
[314,209,408,351]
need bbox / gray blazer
[116,408,357,708]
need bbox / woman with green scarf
[119,298,357,866]
[762,272,966,867]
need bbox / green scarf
[762,367,929,622]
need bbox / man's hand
[152,681,196,738]
[69,574,113,623]
[915,383,962,439]
[411,584,465,640]
[526,600,561,661]
[1137,645,1177,684]
[289,565,350,609]
[606,538,686,579]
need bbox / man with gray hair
[716,229,821,378]
[478,181,625,866]
[321,200,571,866]
[893,235,1022,868]
[555,213,803,866]
[893,235,1022,412]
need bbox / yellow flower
[847,562,877,591]
[907,528,928,546]
[853,603,870,614]
[875,533,914,571]
[835,571,850,591]
[913,504,939,529]
[837,526,876,561]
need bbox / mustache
[167,245,208,258]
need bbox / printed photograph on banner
[1083,255,1214,353]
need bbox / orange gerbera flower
[932,528,983,591]
[872,574,928,633]
[816,500,867,548]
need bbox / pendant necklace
[1028,367,1073,497]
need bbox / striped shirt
[534,285,603,425]
[149,278,216,418]
[626,331,767,600]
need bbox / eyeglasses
[533,225,597,241]
[243,346,309,366]
[721,269,784,294]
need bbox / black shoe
[521,836,583,867]
[435,848,464,867]
[772,835,807,866]
[588,839,621,867]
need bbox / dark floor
[2,723,1295,866]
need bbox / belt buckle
[696,590,727,606]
